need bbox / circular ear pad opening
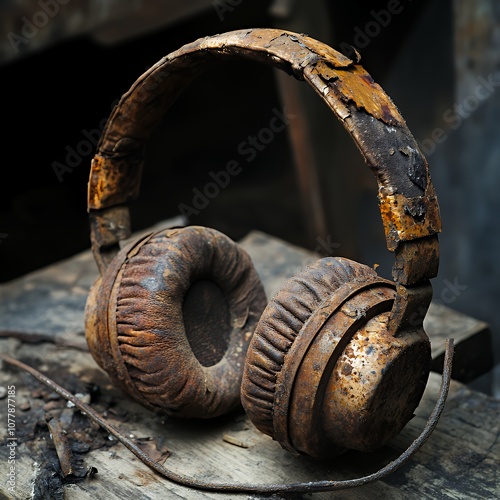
[85,226,267,418]
[240,257,430,458]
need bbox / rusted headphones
[84,29,442,461]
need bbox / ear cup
[241,258,377,435]
[241,257,430,458]
[85,226,267,418]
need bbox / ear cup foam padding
[241,257,378,438]
[87,226,267,418]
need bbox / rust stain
[281,31,354,68]
[88,155,143,210]
[360,74,375,85]
[323,313,430,452]
[379,183,442,250]
[313,61,405,126]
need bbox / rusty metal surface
[322,317,430,452]
[286,286,398,458]
[88,205,132,274]
[241,257,376,439]
[89,153,143,221]
[378,184,441,252]
[273,280,394,457]
[309,61,405,126]
[87,28,441,254]
[83,28,445,465]
[392,235,440,286]
[389,235,440,332]
[388,283,433,334]
[86,27,442,339]
[85,226,267,418]
[241,257,432,458]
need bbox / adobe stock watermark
[135,64,170,97]
[337,0,411,60]
[178,106,295,219]
[7,0,71,55]
[407,277,468,328]
[212,0,244,22]
[314,235,340,259]
[418,72,500,157]
[51,99,119,183]
[5,385,17,495]
[435,278,468,306]
[51,64,170,183]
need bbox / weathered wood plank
[1,342,498,499]
[0,227,498,499]
[428,303,493,384]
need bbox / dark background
[1,0,499,382]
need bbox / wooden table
[0,227,498,499]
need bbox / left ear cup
[85,226,267,418]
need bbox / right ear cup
[241,257,430,459]
[85,226,267,419]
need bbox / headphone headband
[87,28,441,332]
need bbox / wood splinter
[46,417,74,478]
[222,434,249,449]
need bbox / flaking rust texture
[87,27,442,335]
[257,31,405,124]
[88,29,428,209]
[241,257,432,459]
[379,183,442,251]
[87,28,441,267]
[88,151,143,212]
[310,60,405,126]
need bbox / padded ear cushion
[240,257,378,437]
[85,226,267,418]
